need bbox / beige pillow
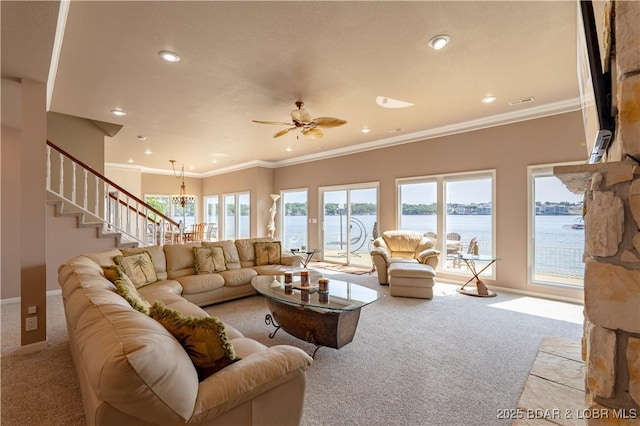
[114,271,151,315]
[193,246,227,274]
[149,301,240,381]
[114,251,158,288]
[254,241,282,266]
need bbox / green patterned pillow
[254,241,282,266]
[101,265,123,283]
[193,246,227,274]
[114,270,151,315]
[114,251,157,288]
[149,301,240,381]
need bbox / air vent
[509,97,535,106]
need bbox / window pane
[282,190,308,250]
[444,177,493,273]
[532,173,584,286]
[204,196,219,241]
[224,195,235,240]
[238,193,250,238]
[399,181,437,234]
[350,187,377,267]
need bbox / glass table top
[251,275,382,311]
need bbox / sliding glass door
[321,184,377,267]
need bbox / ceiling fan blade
[290,109,312,123]
[252,120,295,126]
[273,127,296,138]
[302,128,324,139]
[312,117,347,128]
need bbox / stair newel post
[46,145,51,190]
[83,169,88,210]
[71,162,77,204]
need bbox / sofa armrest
[191,345,312,420]
[280,254,302,268]
[370,247,391,284]
[416,249,440,268]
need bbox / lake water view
[281,214,585,280]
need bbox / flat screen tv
[577,0,615,164]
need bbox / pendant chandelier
[169,160,196,208]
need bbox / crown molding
[115,98,582,177]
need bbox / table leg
[458,259,497,297]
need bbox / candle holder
[318,278,329,292]
[300,270,309,287]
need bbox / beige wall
[1,126,22,300]
[274,111,587,300]
[105,165,142,198]
[47,112,106,174]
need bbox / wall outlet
[27,306,37,315]
[25,316,38,332]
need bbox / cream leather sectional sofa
[58,237,312,425]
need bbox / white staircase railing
[46,140,183,246]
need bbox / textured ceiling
[9,1,583,175]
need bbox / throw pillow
[101,265,122,283]
[193,246,227,274]
[254,241,282,266]
[149,301,240,381]
[114,251,158,288]
[114,270,151,315]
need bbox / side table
[456,254,499,297]
[290,248,321,268]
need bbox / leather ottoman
[387,262,436,299]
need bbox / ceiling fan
[252,101,347,139]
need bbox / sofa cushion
[115,251,158,288]
[193,246,227,274]
[217,268,258,287]
[114,271,151,315]
[164,242,201,278]
[177,273,225,295]
[382,230,423,259]
[150,301,240,381]
[121,245,168,280]
[254,241,282,266]
[82,248,122,267]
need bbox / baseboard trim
[16,340,49,355]
[1,289,62,305]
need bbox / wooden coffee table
[251,275,382,357]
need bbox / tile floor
[515,336,588,425]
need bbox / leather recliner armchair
[370,230,440,285]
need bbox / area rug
[308,261,373,275]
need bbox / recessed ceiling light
[137,135,146,141]
[159,50,181,62]
[127,158,134,163]
[361,128,371,133]
[111,109,126,116]
[376,96,414,109]
[211,159,217,163]
[144,149,152,155]
[189,166,195,170]
[285,147,292,152]
[388,128,404,133]
[428,35,450,50]
[481,95,497,104]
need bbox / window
[204,195,219,241]
[281,189,308,250]
[398,180,437,234]
[397,171,495,277]
[144,194,196,228]
[223,192,250,240]
[529,165,585,287]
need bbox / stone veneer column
[580,1,640,424]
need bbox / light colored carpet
[0,272,583,425]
